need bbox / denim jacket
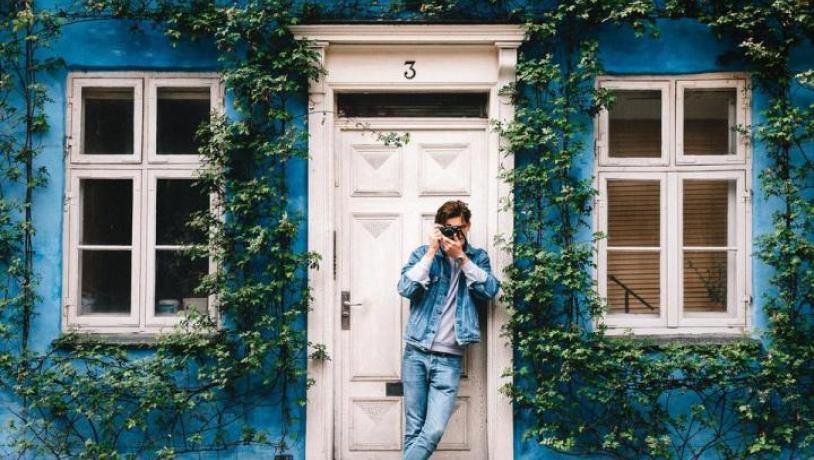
[397,242,500,349]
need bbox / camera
[440,225,463,239]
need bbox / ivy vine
[501,1,814,459]
[0,0,812,459]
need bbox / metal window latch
[341,290,363,330]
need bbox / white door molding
[294,24,524,460]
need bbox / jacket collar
[464,240,477,256]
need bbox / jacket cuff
[461,258,487,287]
[405,257,432,287]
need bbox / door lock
[341,291,363,330]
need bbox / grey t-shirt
[404,250,487,356]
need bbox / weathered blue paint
[1,3,812,458]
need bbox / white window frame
[65,169,142,329]
[676,171,748,328]
[596,79,672,167]
[146,77,223,164]
[63,72,223,335]
[595,73,752,335]
[597,172,668,329]
[145,169,218,327]
[69,77,143,164]
[676,79,748,165]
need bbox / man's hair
[434,200,471,225]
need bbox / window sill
[600,330,757,346]
[54,330,221,349]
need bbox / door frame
[291,24,524,460]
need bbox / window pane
[82,88,134,155]
[608,90,661,158]
[80,250,131,314]
[607,180,660,247]
[156,88,210,155]
[156,179,209,245]
[607,251,660,315]
[154,250,209,316]
[684,89,736,156]
[684,251,732,313]
[81,179,132,245]
[683,180,732,247]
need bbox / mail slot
[386,381,403,397]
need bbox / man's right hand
[425,225,442,260]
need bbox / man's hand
[424,225,442,262]
[441,233,465,260]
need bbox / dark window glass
[157,88,211,155]
[336,92,488,118]
[82,88,134,155]
[683,88,737,156]
[81,179,132,245]
[608,90,661,158]
[80,250,131,314]
[154,251,209,316]
[156,179,209,245]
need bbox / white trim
[594,73,751,334]
[65,169,141,329]
[144,169,217,329]
[300,26,520,460]
[69,77,143,164]
[597,172,668,328]
[676,171,747,328]
[596,79,671,167]
[290,24,526,44]
[146,77,223,164]
[676,78,748,165]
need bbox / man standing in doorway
[397,200,500,460]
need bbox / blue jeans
[402,344,463,460]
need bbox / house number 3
[403,60,416,80]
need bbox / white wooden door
[336,120,490,459]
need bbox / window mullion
[666,172,679,328]
[138,169,149,330]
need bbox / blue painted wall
[1,3,813,458]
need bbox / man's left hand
[441,234,465,260]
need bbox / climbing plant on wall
[499,2,768,457]
[1,1,325,457]
[0,0,812,458]
[500,1,814,458]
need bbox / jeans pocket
[445,355,463,370]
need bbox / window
[64,73,223,334]
[596,74,750,333]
